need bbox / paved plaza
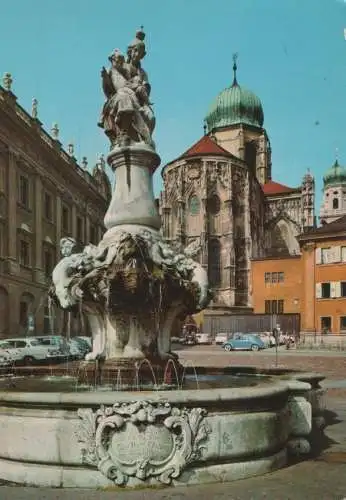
[1,347,346,500]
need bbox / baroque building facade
[0,76,111,337]
[160,60,315,313]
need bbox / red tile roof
[180,135,234,159]
[262,180,299,196]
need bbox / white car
[214,333,231,345]
[195,333,213,345]
[2,338,53,365]
[0,347,13,367]
[0,341,23,364]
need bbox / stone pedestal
[104,145,161,230]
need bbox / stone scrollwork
[76,401,211,485]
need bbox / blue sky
[1,0,346,210]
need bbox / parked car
[181,333,198,345]
[33,335,70,361]
[223,333,265,352]
[67,337,91,360]
[0,341,23,365]
[196,333,213,345]
[258,332,276,348]
[75,336,92,349]
[0,346,13,367]
[2,337,53,365]
[215,333,231,345]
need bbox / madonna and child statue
[98,27,155,151]
[49,28,211,364]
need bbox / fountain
[0,28,326,489]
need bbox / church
[159,57,315,314]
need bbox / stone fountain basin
[0,369,325,489]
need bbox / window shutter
[315,247,322,264]
[342,246,346,262]
[315,283,322,298]
[335,281,341,298]
[334,246,341,263]
[331,281,336,298]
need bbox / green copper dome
[205,59,264,131]
[323,160,346,187]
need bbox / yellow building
[0,76,110,337]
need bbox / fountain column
[104,146,161,232]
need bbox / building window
[245,141,257,176]
[19,240,30,266]
[271,272,278,284]
[208,239,221,287]
[19,301,28,327]
[207,194,221,215]
[89,224,97,245]
[189,195,200,216]
[321,316,332,334]
[62,206,70,233]
[19,175,29,208]
[321,247,330,264]
[340,316,346,331]
[264,299,284,314]
[77,216,84,243]
[265,272,285,284]
[321,282,331,298]
[44,192,53,221]
[341,282,346,297]
[43,306,50,334]
[43,247,54,277]
[333,198,339,209]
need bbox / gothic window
[208,239,221,287]
[207,194,221,215]
[245,141,257,176]
[189,195,200,215]
[333,198,339,209]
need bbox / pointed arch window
[333,198,339,209]
[189,195,200,215]
[207,194,221,215]
[208,239,221,287]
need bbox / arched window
[207,194,221,215]
[19,292,35,332]
[208,239,221,287]
[333,198,339,209]
[189,195,200,215]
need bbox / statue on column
[98,27,155,150]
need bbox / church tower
[320,156,346,224]
[204,54,272,185]
[301,169,315,231]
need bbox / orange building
[299,215,346,334]
[251,256,302,315]
[251,215,346,334]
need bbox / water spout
[136,358,158,390]
[163,359,181,389]
[181,360,199,390]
